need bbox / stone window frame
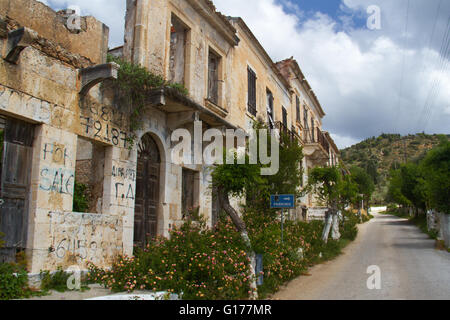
[205,43,226,110]
[167,12,192,89]
[73,135,110,214]
[181,166,200,218]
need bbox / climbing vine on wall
[106,55,188,148]
[72,180,89,213]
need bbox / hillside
[340,133,450,204]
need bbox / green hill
[340,133,450,204]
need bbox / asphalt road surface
[273,211,450,300]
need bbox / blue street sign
[270,194,295,209]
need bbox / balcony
[274,121,301,145]
[303,128,330,163]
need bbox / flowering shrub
[88,217,252,300]
[88,210,360,300]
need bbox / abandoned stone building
[0,0,340,273]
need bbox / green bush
[421,141,450,214]
[72,181,89,213]
[88,205,360,300]
[0,263,31,300]
[243,210,310,297]
[88,216,251,300]
[40,267,70,293]
[340,211,359,241]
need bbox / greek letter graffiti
[114,182,135,200]
[112,166,136,181]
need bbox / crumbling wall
[47,212,123,269]
[0,0,109,64]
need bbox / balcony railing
[304,128,330,154]
[274,122,301,145]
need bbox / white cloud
[330,133,360,150]
[215,0,450,148]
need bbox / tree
[365,160,379,185]
[212,119,305,298]
[350,166,375,207]
[338,173,359,209]
[265,132,304,207]
[399,163,427,215]
[386,169,411,207]
[421,140,450,214]
[212,152,264,299]
[386,163,427,217]
[307,166,341,242]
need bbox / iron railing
[304,127,330,154]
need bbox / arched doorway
[134,133,160,249]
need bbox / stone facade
[0,0,341,273]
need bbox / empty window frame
[247,67,257,116]
[73,137,106,213]
[208,49,221,105]
[169,15,189,85]
[303,105,308,129]
[182,168,199,218]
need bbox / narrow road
[273,212,450,300]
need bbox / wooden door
[134,134,160,249]
[0,117,34,263]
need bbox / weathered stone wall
[0,0,129,273]
[124,0,239,124]
[0,0,336,273]
[0,0,109,64]
[47,211,123,269]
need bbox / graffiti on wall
[49,212,123,265]
[39,142,75,195]
[0,85,52,123]
[112,165,136,202]
[79,102,129,148]
[39,167,75,195]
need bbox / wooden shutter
[247,67,257,115]
[282,107,287,128]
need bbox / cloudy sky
[42,0,449,149]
